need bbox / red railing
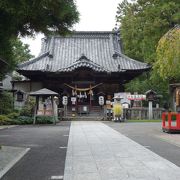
[162,112,180,132]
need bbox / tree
[116,0,179,101]
[0,92,13,114]
[11,38,34,64]
[0,0,79,37]
[11,38,35,80]
[155,25,180,81]
[0,38,34,79]
[0,0,79,76]
[116,0,179,63]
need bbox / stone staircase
[62,106,107,121]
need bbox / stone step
[62,116,108,121]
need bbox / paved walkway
[0,125,17,130]
[64,122,180,180]
[0,146,29,179]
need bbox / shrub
[36,116,54,124]
[0,114,33,125]
[7,112,20,119]
[20,97,35,117]
[0,115,11,125]
[0,115,10,121]
[0,92,13,114]
[16,116,33,124]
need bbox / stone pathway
[0,125,17,130]
[0,146,29,179]
[64,121,180,180]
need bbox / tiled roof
[58,54,110,72]
[29,88,58,96]
[18,31,150,73]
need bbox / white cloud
[21,0,121,57]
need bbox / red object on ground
[162,112,180,133]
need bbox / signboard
[127,95,146,101]
[114,93,130,104]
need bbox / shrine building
[13,31,150,115]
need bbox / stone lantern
[145,90,157,120]
[155,95,162,108]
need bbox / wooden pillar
[75,85,78,114]
[33,96,39,125]
[89,84,92,111]
[51,95,56,125]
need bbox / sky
[21,0,121,57]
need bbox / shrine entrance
[63,82,103,117]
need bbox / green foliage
[0,115,33,125]
[0,0,79,37]
[116,0,179,101]
[155,26,180,81]
[125,72,170,102]
[36,116,54,124]
[0,113,53,125]
[0,38,34,79]
[0,92,13,114]
[116,0,179,63]
[0,0,79,76]
[0,115,10,125]
[7,112,20,119]
[15,116,33,124]
[0,115,20,125]
[20,97,35,117]
[11,38,34,64]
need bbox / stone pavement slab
[64,121,180,180]
[0,146,29,179]
[0,125,17,130]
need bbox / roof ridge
[58,57,110,72]
[70,31,115,34]
[47,31,118,38]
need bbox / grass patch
[127,119,161,123]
